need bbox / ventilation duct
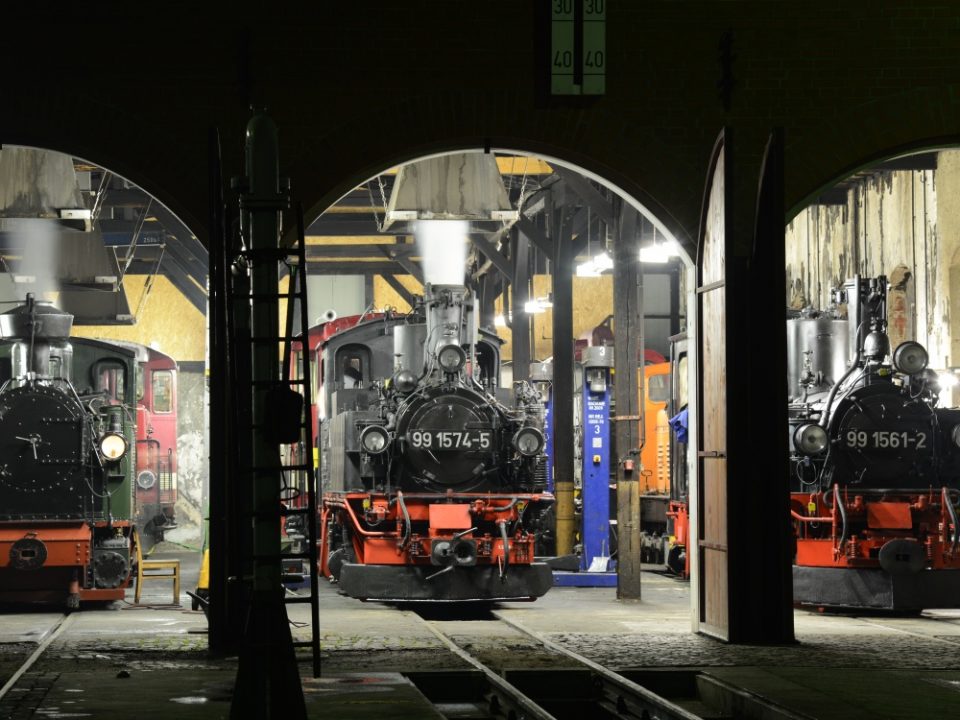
[382,153,518,230]
[0,147,131,324]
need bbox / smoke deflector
[382,153,517,230]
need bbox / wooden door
[696,130,731,640]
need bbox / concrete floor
[1,550,959,718]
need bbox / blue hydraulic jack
[553,346,617,587]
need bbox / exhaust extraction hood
[382,153,518,231]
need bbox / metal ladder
[227,202,321,681]
[277,206,321,677]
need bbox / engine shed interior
[2,4,960,719]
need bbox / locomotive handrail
[790,510,833,523]
[324,498,391,537]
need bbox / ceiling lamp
[524,297,553,314]
[576,250,614,276]
[382,153,518,231]
[639,238,679,264]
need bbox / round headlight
[513,427,545,457]
[359,425,390,454]
[100,432,128,461]
[137,470,157,490]
[893,341,928,375]
[794,424,828,455]
[437,344,466,373]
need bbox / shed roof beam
[380,273,417,308]
[516,216,552,256]
[470,232,514,284]
[553,168,615,226]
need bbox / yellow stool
[134,531,181,605]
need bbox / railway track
[0,614,73,707]
[407,608,811,720]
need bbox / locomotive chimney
[0,293,74,379]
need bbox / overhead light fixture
[576,250,614,277]
[639,239,678,264]
[382,153,518,231]
[524,297,553,314]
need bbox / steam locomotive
[789,276,960,610]
[0,295,137,608]
[318,283,554,601]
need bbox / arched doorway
[302,146,700,624]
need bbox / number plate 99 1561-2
[409,430,491,450]
[844,430,928,450]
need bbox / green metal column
[230,111,306,719]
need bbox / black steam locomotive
[788,276,960,610]
[317,283,554,601]
[0,295,137,608]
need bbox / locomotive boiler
[0,295,137,608]
[319,283,554,601]
[789,276,960,610]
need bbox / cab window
[335,345,370,390]
[95,362,127,403]
[647,372,670,404]
[152,370,173,413]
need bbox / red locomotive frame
[133,344,179,543]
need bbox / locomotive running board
[339,562,554,602]
[793,565,960,611]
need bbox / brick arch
[785,85,960,220]
[284,89,703,256]
[0,84,207,239]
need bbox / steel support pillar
[230,113,307,719]
[206,128,240,654]
[511,227,531,381]
[552,210,576,556]
[614,204,643,599]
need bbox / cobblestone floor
[2,553,960,718]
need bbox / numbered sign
[551,0,606,95]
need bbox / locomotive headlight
[893,341,929,375]
[437,344,466,373]
[513,427,545,457]
[359,425,390,454]
[99,432,128,461]
[136,470,157,490]
[793,424,828,456]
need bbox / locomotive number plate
[844,430,929,450]
[410,430,492,450]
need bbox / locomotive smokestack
[0,293,74,379]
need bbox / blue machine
[553,346,617,587]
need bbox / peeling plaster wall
[785,151,960,373]
[171,370,206,546]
